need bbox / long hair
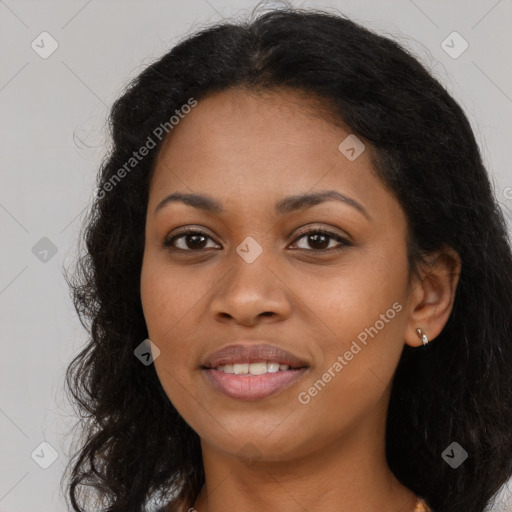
[63,6,512,512]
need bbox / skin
[140,87,461,512]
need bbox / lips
[203,367,308,401]
[201,343,309,370]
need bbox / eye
[163,228,220,251]
[290,228,351,252]
[163,226,352,253]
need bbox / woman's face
[140,87,421,462]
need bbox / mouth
[200,343,310,400]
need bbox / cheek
[140,256,205,407]
[301,245,409,404]
[307,245,408,339]
[140,255,198,340]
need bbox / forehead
[153,87,354,170]
[148,88,397,224]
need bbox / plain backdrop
[1,1,511,511]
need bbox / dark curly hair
[62,5,512,512]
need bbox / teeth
[233,363,249,375]
[216,361,294,374]
[248,362,267,375]
[267,362,280,373]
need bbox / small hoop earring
[416,328,429,346]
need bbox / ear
[404,246,461,347]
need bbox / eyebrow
[154,190,371,220]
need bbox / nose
[209,247,292,326]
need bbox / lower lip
[202,368,308,401]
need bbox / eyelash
[163,227,352,253]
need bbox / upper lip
[201,343,309,369]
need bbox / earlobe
[404,246,461,348]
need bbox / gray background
[1,1,511,511]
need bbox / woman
[63,6,512,512]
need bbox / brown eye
[164,229,219,251]
[291,229,351,252]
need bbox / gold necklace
[414,496,432,511]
